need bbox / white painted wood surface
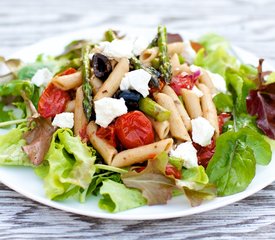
[1,0,275,239]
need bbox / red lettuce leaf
[23,117,56,165]
[246,82,275,139]
[121,153,175,205]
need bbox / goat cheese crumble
[31,68,53,87]
[52,112,74,129]
[170,142,198,169]
[191,117,215,147]
[98,39,134,59]
[94,97,128,128]
[120,69,151,97]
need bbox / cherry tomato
[149,79,165,94]
[38,83,70,118]
[170,73,199,95]
[165,164,182,179]
[96,124,117,147]
[218,113,231,133]
[194,139,216,168]
[57,67,77,76]
[115,111,154,149]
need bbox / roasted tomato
[115,111,154,149]
[165,164,182,179]
[38,83,70,118]
[194,139,216,168]
[96,124,117,147]
[170,72,199,95]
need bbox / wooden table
[1,0,275,239]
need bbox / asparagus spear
[157,25,172,83]
[139,97,170,122]
[104,29,117,42]
[130,56,160,88]
[81,45,93,120]
[147,35,158,48]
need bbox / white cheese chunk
[52,112,74,129]
[170,142,198,169]
[191,85,203,97]
[182,40,197,64]
[132,37,150,56]
[94,97,128,128]
[191,117,215,147]
[206,70,227,93]
[120,69,151,97]
[98,39,134,59]
[31,68,53,87]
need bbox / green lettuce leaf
[0,126,31,166]
[99,180,146,213]
[198,33,229,52]
[206,131,256,196]
[38,129,96,200]
[213,93,233,113]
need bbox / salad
[0,26,274,213]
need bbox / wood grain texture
[1,0,275,239]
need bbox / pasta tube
[52,71,82,91]
[161,85,191,131]
[148,116,170,140]
[86,121,118,165]
[154,93,190,141]
[94,58,129,100]
[111,138,173,167]
[198,83,219,136]
[181,88,202,119]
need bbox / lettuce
[99,180,146,213]
[37,129,96,200]
[0,126,32,166]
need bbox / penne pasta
[161,85,191,131]
[94,58,129,100]
[154,93,191,141]
[170,53,181,76]
[199,69,216,94]
[181,88,203,119]
[90,74,103,95]
[139,47,158,66]
[52,71,82,91]
[87,121,118,165]
[111,138,173,168]
[74,87,88,138]
[65,100,75,112]
[148,116,170,140]
[168,42,184,56]
[198,83,220,137]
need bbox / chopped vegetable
[38,83,70,118]
[91,53,112,81]
[81,45,93,120]
[138,97,171,121]
[115,111,154,149]
[157,25,172,83]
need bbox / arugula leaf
[206,131,256,196]
[99,180,146,213]
[121,152,175,205]
[213,93,233,113]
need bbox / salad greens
[0,26,274,213]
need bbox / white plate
[0,27,274,220]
